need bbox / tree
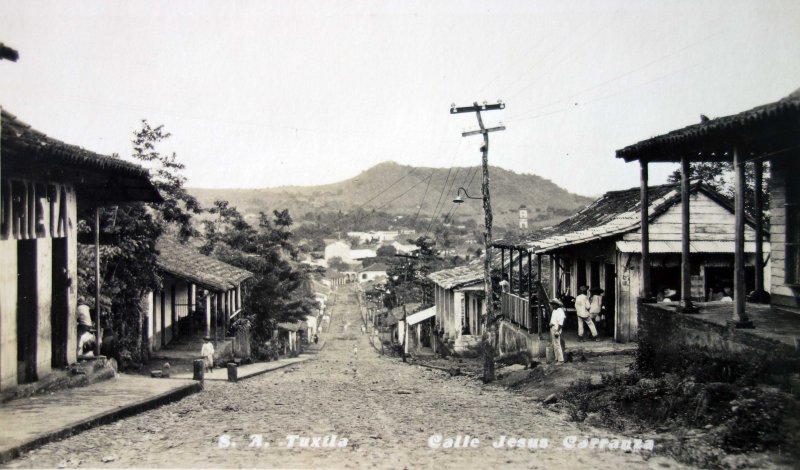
[376,244,397,257]
[201,202,313,344]
[132,120,201,241]
[76,120,202,366]
[328,256,351,272]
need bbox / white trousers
[577,316,598,338]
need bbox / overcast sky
[1,0,798,199]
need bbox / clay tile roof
[361,262,389,272]
[428,252,504,290]
[1,109,161,203]
[495,181,742,253]
[156,237,253,291]
[616,89,800,161]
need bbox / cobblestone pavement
[5,285,685,469]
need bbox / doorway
[50,237,69,367]
[17,240,38,384]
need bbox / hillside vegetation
[189,161,592,229]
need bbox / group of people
[547,285,605,364]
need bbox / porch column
[500,248,505,284]
[639,159,652,300]
[205,293,211,337]
[236,284,242,311]
[751,161,768,302]
[679,155,698,313]
[526,251,532,333]
[518,249,524,295]
[537,253,543,339]
[508,248,514,294]
[732,147,754,327]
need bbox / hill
[188,161,593,230]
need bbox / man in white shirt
[549,298,566,363]
[575,285,598,342]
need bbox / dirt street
[5,285,685,469]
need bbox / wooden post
[479,113,496,383]
[639,159,652,300]
[518,249,524,296]
[508,249,514,294]
[527,252,532,333]
[94,207,102,357]
[205,294,211,337]
[450,100,505,383]
[679,155,698,313]
[751,160,768,302]
[537,254,543,339]
[732,147,754,327]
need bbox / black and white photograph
[1,1,799,468]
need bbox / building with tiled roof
[494,181,768,342]
[145,237,253,352]
[358,262,388,283]
[1,110,160,391]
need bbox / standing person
[589,288,605,334]
[549,298,566,364]
[575,286,599,342]
[201,336,215,373]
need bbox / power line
[503,29,725,122]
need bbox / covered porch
[616,88,800,325]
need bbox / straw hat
[549,298,564,307]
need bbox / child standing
[201,336,215,373]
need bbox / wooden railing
[499,282,555,335]
[501,292,531,329]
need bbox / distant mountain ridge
[188,161,593,229]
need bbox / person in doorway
[721,287,733,302]
[313,333,319,344]
[575,285,599,342]
[201,336,215,373]
[549,298,566,364]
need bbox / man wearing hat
[549,298,566,363]
[575,286,599,342]
[201,336,215,373]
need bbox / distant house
[495,181,769,342]
[359,263,388,283]
[349,248,377,260]
[428,260,490,354]
[0,110,160,390]
[324,240,350,261]
[323,240,376,264]
[148,237,252,352]
[391,240,418,255]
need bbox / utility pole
[450,101,505,383]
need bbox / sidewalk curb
[225,356,312,381]
[0,381,202,465]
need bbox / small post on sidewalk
[227,362,238,382]
[192,359,205,383]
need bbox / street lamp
[453,187,482,204]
